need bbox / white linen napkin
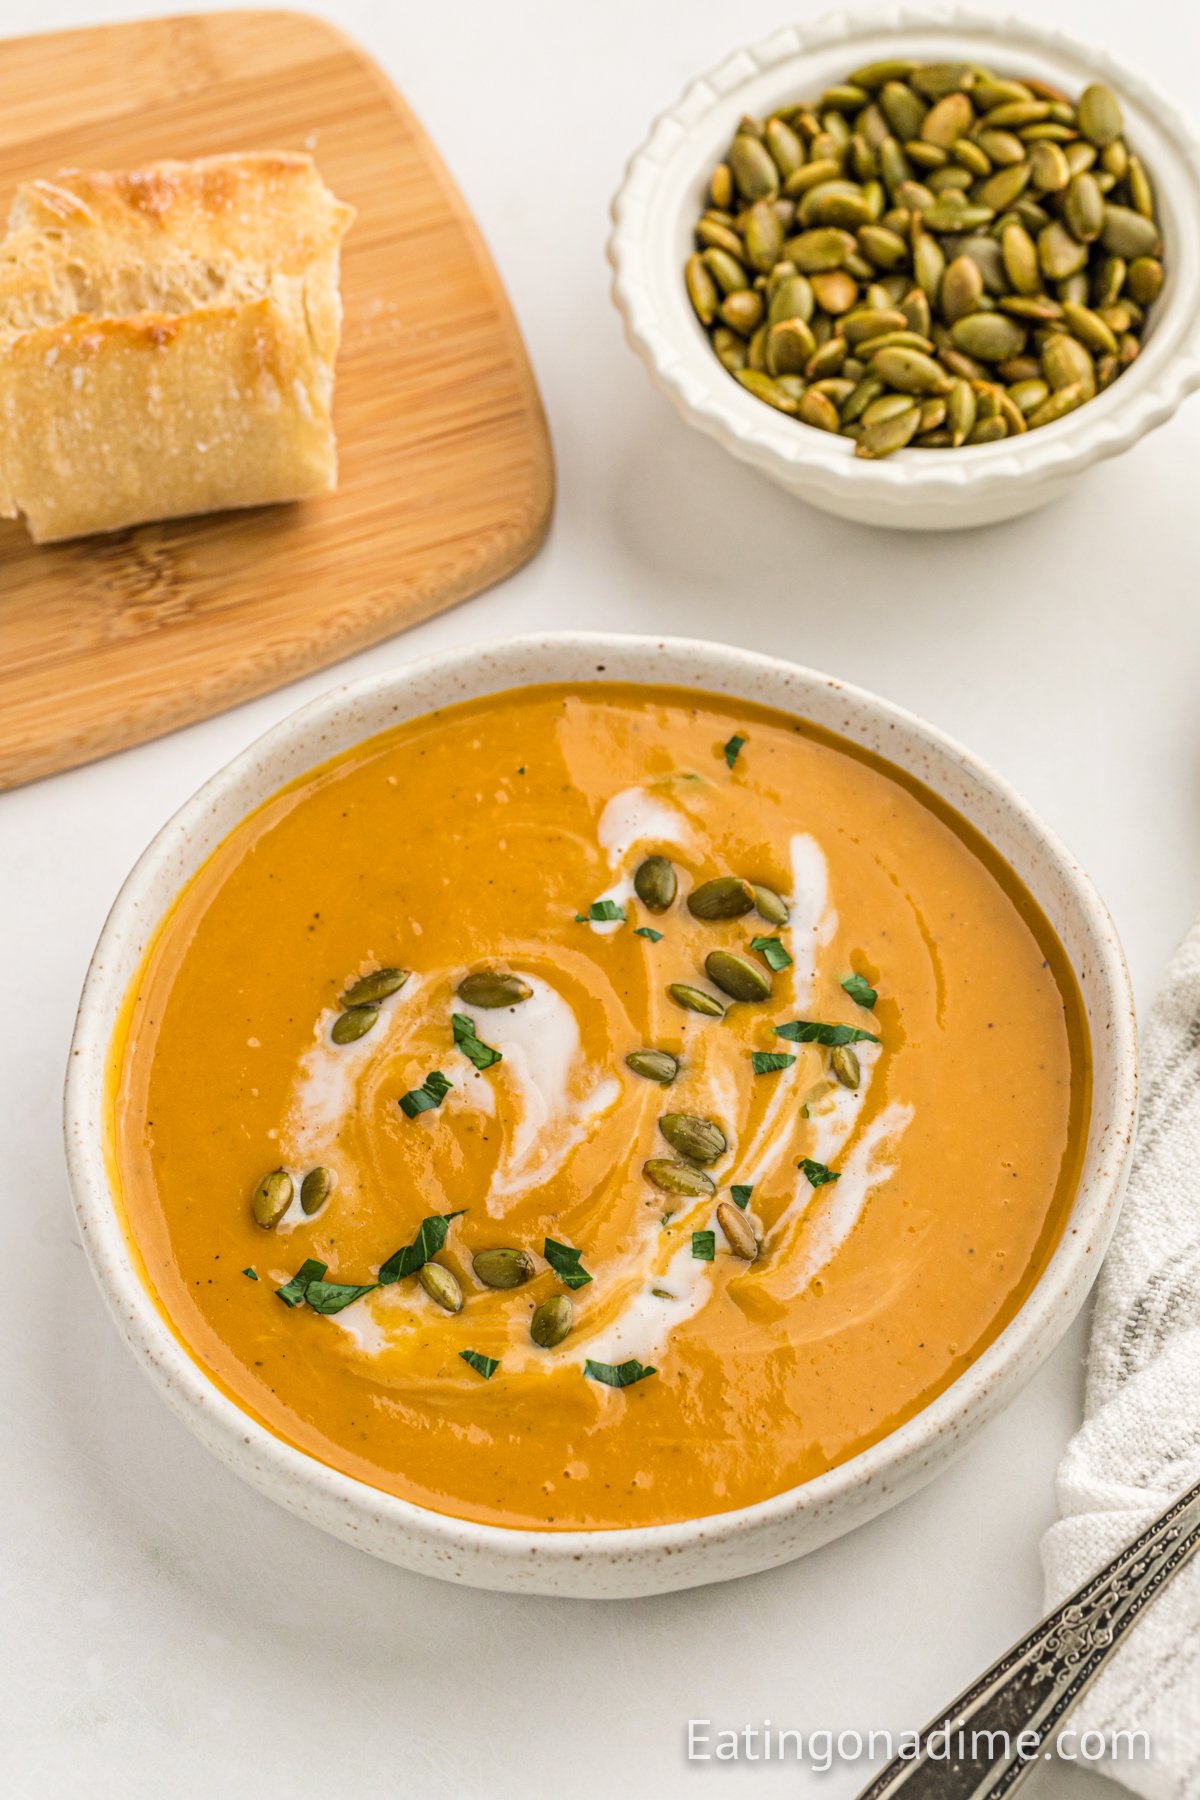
[1040,923,1200,1799]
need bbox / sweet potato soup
[108,682,1090,1531]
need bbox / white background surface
[3,1,1198,1795]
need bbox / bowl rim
[64,631,1138,1577]
[607,3,1200,501]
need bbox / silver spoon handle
[855,1474,1200,1799]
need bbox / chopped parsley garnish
[242,1267,259,1280]
[635,926,663,942]
[584,1358,657,1388]
[751,935,792,971]
[729,1184,753,1210]
[752,1050,796,1075]
[460,1348,499,1380]
[576,899,625,923]
[452,1012,502,1070]
[398,1069,453,1117]
[304,1278,378,1314]
[378,1211,466,1283]
[841,972,878,1010]
[799,1157,841,1188]
[691,1230,715,1261]
[775,1020,880,1046]
[543,1237,593,1290]
[723,733,746,769]
[276,1257,328,1308]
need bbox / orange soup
[108,683,1090,1530]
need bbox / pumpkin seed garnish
[300,1165,336,1216]
[659,1113,728,1164]
[251,1168,293,1230]
[830,1044,862,1089]
[634,855,677,911]
[688,875,757,919]
[456,970,532,1008]
[341,967,409,1007]
[753,884,790,926]
[705,948,773,1003]
[687,66,1162,452]
[531,1294,574,1348]
[332,1004,379,1045]
[717,1200,760,1261]
[667,983,726,1018]
[419,1260,463,1314]
[625,1049,679,1084]
[472,1247,535,1290]
[643,1159,716,1197]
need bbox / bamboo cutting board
[0,11,554,788]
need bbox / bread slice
[0,153,354,542]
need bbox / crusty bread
[0,153,354,542]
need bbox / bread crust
[0,153,354,542]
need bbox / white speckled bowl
[608,7,1200,529]
[65,635,1137,1596]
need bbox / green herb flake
[576,898,625,924]
[799,1157,841,1188]
[635,926,663,942]
[723,734,746,769]
[460,1348,500,1380]
[751,934,792,971]
[584,1358,657,1389]
[775,1020,880,1046]
[275,1258,327,1308]
[752,1050,796,1075]
[378,1211,466,1284]
[841,972,878,1010]
[303,1279,378,1315]
[398,1069,453,1118]
[242,1267,259,1281]
[691,1230,716,1261]
[543,1237,593,1290]
[452,1012,502,1071]
[729,1185,754,1210]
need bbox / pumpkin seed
[765,116,805,178]
[688,875,756,919]
[457,970,532,1008]
[251,1168,293,1230]
[787,227,856,271]
[1101,205,1160,259]
[472,1248,534,1289]
[686,253,718,325]
[710,163,734,210]
[626,1049,679,1084]
[1025,381,1087,427]
[419,1261,463,1314]
[643,1159,716,1198]
[1043,332,1096,398]
[659,1113,728,1164]
[716,1201,759,1261]
[872,347,954,394]
[1028,141,1070,195]
[634,855,677,911]
[342,967,410,1007]
[300,1166,336,1215]
[531,1294,573,1348]
[830,1044,861,1089]
[949,313,1027,361]
[856,405,922,457]
[704,949,773,1003]
[1063,301,1119,355]
[798,390,841,432]
[332,1005,379,1044]
[940,255,984,323]
[1127,257,1164,305]
[1064,172,1105,243]
[730,132,780,201]
[735,369,799,412]
[667,983,726,1019]
[753,884,790,926]
[1078,83,1123,148]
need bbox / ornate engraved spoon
[856,1474,1200,1797]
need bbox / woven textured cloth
[1041,924,1200,1799]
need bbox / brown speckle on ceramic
[63,633,1137,1596]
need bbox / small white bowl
[608,7,1200,529]
[65,634,1137,1596]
